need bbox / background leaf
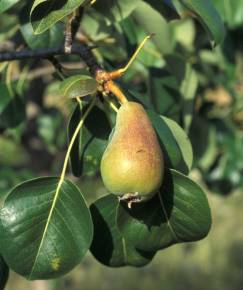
[132,1,174,55]
[212,0,243,29]
[0,83,26,130]
[178,0,225,44]
[0,0,20,13]
[94,0,140,24]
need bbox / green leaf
[0,256,9,290]
[148,68,181,121]
[0,0,20,13]
[132,1,174,55]
[178,0,225,44]
[60,75,98,99]
[117,169,211,252]
[90,194,156,267]
[94,0,140,24]
[0,177,93,280]
[179,64,198,132]
[31,0,86,34]
[147,110,193,174]
[68,103,111,177]
[143,0,179,20]
[20,4,64,49]
[162,115,193,171]
[0,83,26,130]
[212,0,243,29]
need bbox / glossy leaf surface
[0,177,93,280]
[117,169,211,252]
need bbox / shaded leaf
[0,256,9,290]
[68,103,111,177]
[90,194,155,267]
[117,169,211,252]
[148,68,181,121]
[0,177,93,280]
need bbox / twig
[64,7,84,53]
[47,56,66,79]
[0,44,100,74]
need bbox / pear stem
[104,80,128,104]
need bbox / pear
[100,101,164,205]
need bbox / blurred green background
[1,0,243,289]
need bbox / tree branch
[0,44,100,74]
[64,6,84,53]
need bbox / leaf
[117,169,212,252]
[90,194,156,267]
[143,0,179,20]
[178,0,225,44]
[68,103,111,177]
[163,55,198,131]
[0,177,93,280]
[0,256,9,290]
[162,116,193,171]
[0,0,20,13]
[212,0,243,29]
[94,0,140,24]
[148,68,181,121]
[60,75,98,99]
[147,110,193,174]
[31,0,86,34]
[20,4,64,49]
[0,83,26,130]
[179,63,198,132]
[132,1,174,55]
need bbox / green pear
[100,101,164,205]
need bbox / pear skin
[100,101,164,203]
